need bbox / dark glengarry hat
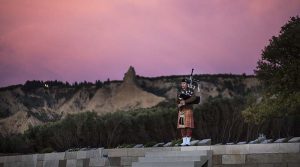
[181,78,188,83]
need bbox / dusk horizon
[1,0,300,87]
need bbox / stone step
[89,158,107,166]
[133,150,210,167]
[132,161,206,167]
[1,161,36,167]
[138,155,207,162]
[145,150,209,157]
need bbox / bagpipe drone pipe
[179,69,201,104]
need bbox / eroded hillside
[0,67,260,135]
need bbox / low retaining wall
[182,143,300,166]
[104,143,300,166]
[0,149,104,167]
[0,143,299,167]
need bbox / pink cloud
[0,0,299,87]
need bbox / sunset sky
[0,0,300,87]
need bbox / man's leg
[186,128,192,146]
[180,128,187,146]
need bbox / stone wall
[0,148,104,167]
[183,143,300,166]
[92,143,300,167]
[0,143,299,167]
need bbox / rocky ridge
[0,67,260,135]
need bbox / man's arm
[184,93,196,104]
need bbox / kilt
[177,107,194,129]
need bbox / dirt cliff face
[0,67,166,135]
[85,67,165,114]
[0,111,43,136]
[0,68,260,136]
[123,66,137,84]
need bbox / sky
[0,0,300,87]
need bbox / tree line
[1,97,298,154]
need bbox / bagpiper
[177,69,200,146]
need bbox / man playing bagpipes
[177,69,200,146]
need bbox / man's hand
[178,100,185,107]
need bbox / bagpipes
[179,69,201,104]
